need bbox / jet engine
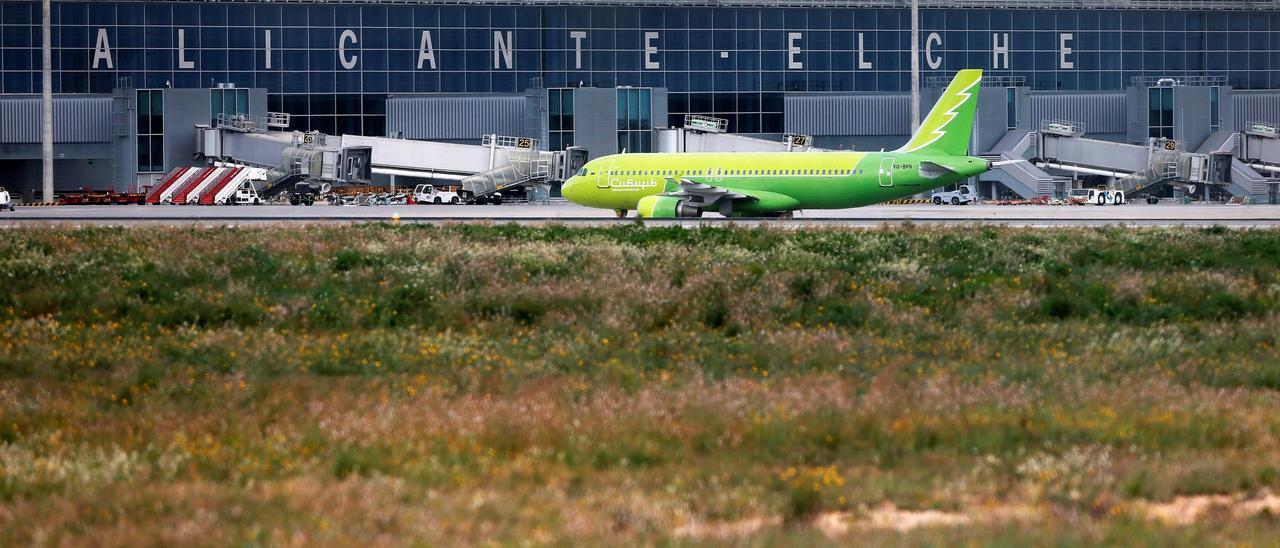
[637,195,702,218]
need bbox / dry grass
[2,224,1280,544]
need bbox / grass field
[2,224,1280,545]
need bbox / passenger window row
[607,169,857,176]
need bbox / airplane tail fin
[896,69,982,156]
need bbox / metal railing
[1244,121,1280,139]
[1040,119,1087,138]
[266,112,291,129]
[684,114,729,133]
[927,75,1025,87]
[483,134,540,150]
[216,113,265,133]
[1131,75,1229,87]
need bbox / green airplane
[561,69,992,218]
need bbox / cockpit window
[576,167,588,177]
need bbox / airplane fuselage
[561,151,991,214]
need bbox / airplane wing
[663,177,758,216]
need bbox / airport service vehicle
[228,186,261,205]
[1069,188,1126,205]
[472,191,505,205]
[562,69,998,218]
[0,186,13,211]
[413,184,460,204]
[931,184,978,205]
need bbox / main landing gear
[613,209,628,218]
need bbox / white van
[0,186,13,211]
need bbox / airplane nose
[562,177,582,204]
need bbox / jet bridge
[656,115,823,153]
[1197,130,1276,202]
[342,134,585,201]
[1003,120,1236,199]
[1237,122,1280,203]
[197,116,371,198]
[979,130,1069,199]
[198,114,586,202]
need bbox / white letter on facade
[177,29,194,69]
[494,31,513,69]
[992,33,1010,69]
[857,32,872,69]
[926,32,942,70]
[339,30,358,69]
[570,31,587,70]
[92,28,113,69]
[788,32,803,70]
[644,31,660,70]
[417,31,437,69]
[1059,33,1074,69]
[264,29,272,69]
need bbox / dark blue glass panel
[310,72,335,93]
[310,5,335,27]
[144,4,170,26]
[364,6,388,28]
[201,4,227,27]
[309,50,335,71]
[229,27,253,49]
[3,2,34,25]
[202,27,227,49]
[689,8,712,29]
[256,5,281,26]
[282,6,307,27]
[641,8,663,28]
[311,29,336,49]
[88,3,115,26]
[363,116,384,137]
[364,50,387,71]
[446,71,477,93]
[618,8,642,29]
[278,28,305,49]
[362,27,387,49]
[466,7,490,28]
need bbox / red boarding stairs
[168,167,219,205]
[143,166,190,205]
[196,167,245,205]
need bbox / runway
[3,202,1280,228]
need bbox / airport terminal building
[2,0,1280,202]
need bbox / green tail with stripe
[897,69,983,156]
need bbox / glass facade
[210,86,250,124]
[3,1,1279,136]
[616,87,652,153]
[1149,86,1174,139]
[136,89,163,173]
[548,88,574,151]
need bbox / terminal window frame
[210,87,250,125]
[616,88,652,154]
[548,88,575,151]
[1148,86,1174,140]
[136,89,164,174]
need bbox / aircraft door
[878,157,895,187]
